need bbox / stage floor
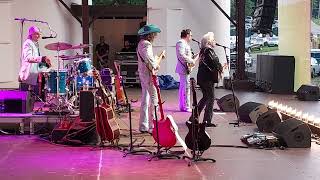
[0,88,320,180]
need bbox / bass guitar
[92,70,120,143]
[185,78,211,151]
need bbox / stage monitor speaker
[80,91,95,122]
[296,85,320,101]
[252,0,277,34]
[256,109,281,132]
[217,94,239,112]
[248,104,269,123]
[273,118,311,148]
[238,102,265,123]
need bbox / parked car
[250,37,264,50]
[311,49,320,62]
[311,57,320,78]
[267,36,279,47]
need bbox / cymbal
[56,54,91,60]
[45,42,72,51]
[70,44,92,50]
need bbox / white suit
[175,39,194,111]
[19,39,45,85]
[137,39,159,132]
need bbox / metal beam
[210,0,236,27]
[236,0,245,80]
[71,5,147,18]
[58,0,82,25]
[82,0,89,53]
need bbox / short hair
[180,29,192,38]
[201,32,215,49]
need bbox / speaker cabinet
[256,55,295,94]
[248,104,269,123]
[0,90,33,113]
[217,94,239,112]
[273,118,311,148]
[252,0,277,33]
[79,91,95,122]
[296,85,320,101]
[239,102,265,123]
[256,109,281,132]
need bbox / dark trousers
[197,81,215,124]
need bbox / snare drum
[77,58,92,74]
[76,75,94,91]
[47,70,67,94]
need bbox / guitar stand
[183,150,216,166]
[123,103,152,157]
[148,106,180,161]
[182,106,215,166]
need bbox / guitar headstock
[92,69,100,80]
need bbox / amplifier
[0,90,33,113]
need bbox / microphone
[215,43,229,49]
[192,38,200,44]
[42,35,56,39]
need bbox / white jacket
[137,39,159,81]
[175,39,194,74]
[18,39,45,85]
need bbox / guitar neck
[190,78,199,119]
[152,75,165,120]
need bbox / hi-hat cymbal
[70,44,92,50]
[45,42,72,51]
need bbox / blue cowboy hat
[138,24,161,36]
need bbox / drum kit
[41,42,95,113]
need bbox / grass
[251,46,279,53]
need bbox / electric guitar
[113,62,127,105]
[186,53,199,74]
[185,78,211,151]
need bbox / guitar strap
[137,50,154,74]
[177,57,190,74]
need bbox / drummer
[18,26,51,97]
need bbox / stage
[0,88,320,180]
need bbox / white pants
[139,76,158,131]
[178,73,191,110]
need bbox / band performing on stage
[16,24,222,157]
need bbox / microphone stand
[219,45,241,127]
[14,18,51,70]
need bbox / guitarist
[196,32,222,127]
[175,29,199,112]
[137,24,165,134]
